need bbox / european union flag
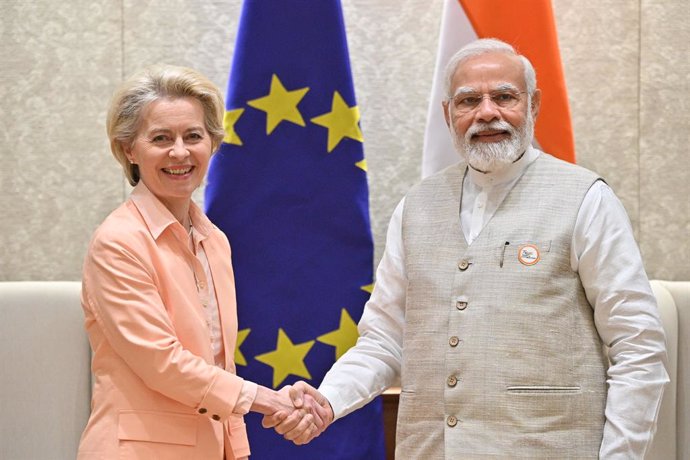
[205,1,386,458]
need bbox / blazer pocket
[118,410,198,446]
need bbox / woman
[77,65,317,459]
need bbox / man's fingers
[273,409,305,435]
[288,384,304,408]
[282,413,315,443]
[269,381,333,445]
[302,394,325,429]
[261,410,286,429]
[291,422,318,445]
[313,395,332,424]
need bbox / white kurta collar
[466,145,540,190]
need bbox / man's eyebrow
[494,83,520,92]
[453,82,520,97]
[453,86,477,96]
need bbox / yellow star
[317,308,359,360]
[255,328,314,388]
[355,159,367,171]
[311,91,364,153]
[234,328,251,366]
[223,108,244,145]
[360,283,374,294]
[247,74,309,135]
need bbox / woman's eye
[151,135,168,143]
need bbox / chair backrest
[648,280,690,460]
[649,280,678,459]
[0,281,90,460]
[658,281,690,460]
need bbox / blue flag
[205,1,386,458]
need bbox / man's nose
[474,96,501,123]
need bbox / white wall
[0,0,687,281]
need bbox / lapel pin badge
[517,244,540,266]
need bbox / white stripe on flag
[422,0,477,178]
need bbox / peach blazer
[77,183,250,459]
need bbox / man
[269,38,669,458]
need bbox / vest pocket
[499,240,552,268]
[502,385,584,434]
[506,385,581,394]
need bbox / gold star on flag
[355,159,367,171]
[234,328,251,366]
[360,283,374,294]
[223,108,244,145]
[317,308,359,360]
[311,91,364,153]
[247,74,309,135]
[255,328,314,388]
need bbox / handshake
[255,381,334,445]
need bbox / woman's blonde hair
[106,65,225,185]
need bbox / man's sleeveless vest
[397,154,607,459]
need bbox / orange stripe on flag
[459,0,575,163]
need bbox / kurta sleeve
[573,182,669,458]
[319,199,407,418]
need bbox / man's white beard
[451,107,535,172]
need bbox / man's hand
[262,381,334,445]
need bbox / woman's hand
[262,381,334,445]
[251,384,320,443]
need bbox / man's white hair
[443,38,537,98]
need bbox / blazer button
[458,260,469,271]
[449,336,460,347]
[212,414,221,421]
[456,300,468,310]
[447,375,458,387]
[447,415,458,427]
[198,408,207,414]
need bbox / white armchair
[0,281,89,460]
[648,280,689,460]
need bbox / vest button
[449,336,460,347]
[458,260,469,271]
[212,414,221,421]
[447,415,458,427]
[198,408,207,414]
[456,300,468,310]
[447,375,458,387]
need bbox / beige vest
[397,154,607,459]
